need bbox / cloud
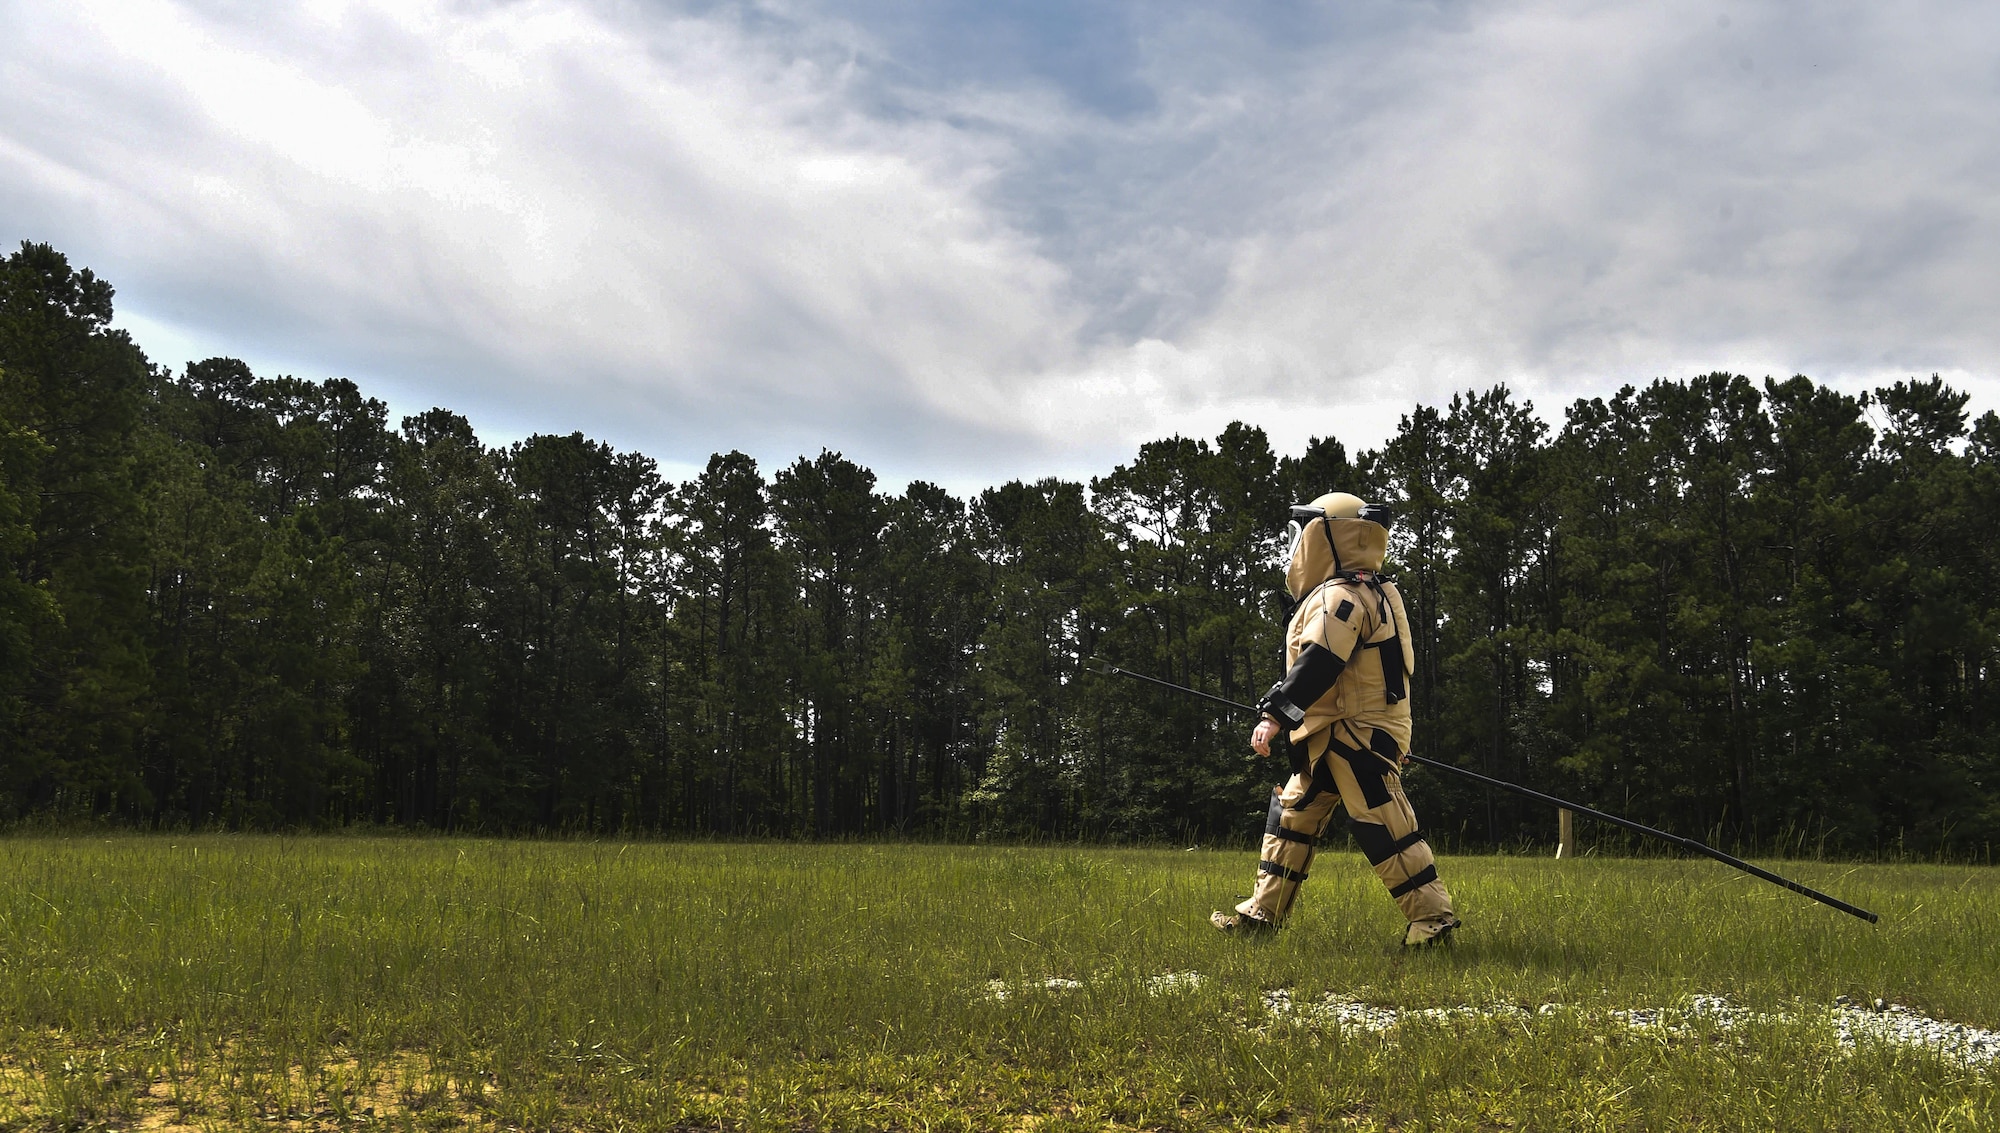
[994,1,2000,455]
[3,0,1998,487]
[0,0,1083,476]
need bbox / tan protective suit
[1232,511,1457,945]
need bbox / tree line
[4,241,1997,853]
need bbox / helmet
[1285,492,1392,562]
[1299,491,1369,521]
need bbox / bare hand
[1251,716,1281,757]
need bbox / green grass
[0,836,1993,1130]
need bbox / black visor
[1289,502,1393,532]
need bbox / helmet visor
[1284,505,1325,564]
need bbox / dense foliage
[3,242,1997,851]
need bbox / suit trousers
[1233,721,1454,929]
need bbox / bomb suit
[1213,493,1458,946]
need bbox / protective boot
[1402,915,1460,948]
[1210,909,1278,935]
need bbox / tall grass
[0,837,1992,1129]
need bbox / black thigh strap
[1264,793,1316,844]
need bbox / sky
[4,0,1999,492]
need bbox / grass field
[0,835,1993,1131]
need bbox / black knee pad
[1349,819,1398,865]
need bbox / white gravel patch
[1144,970,1207,994]
[983,972,1203,1001]
[980,975,1999,1064]
[1268,989,2000,1065]
[981,976,1084,1001]
[1263,988,1533,1031]
[1606,994,2000,1063]
[1833,998,2000,1063]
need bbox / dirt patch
[0,1043,501,1132]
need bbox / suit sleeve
[1257,592,1368,729]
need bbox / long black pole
[1097,664,1879,924]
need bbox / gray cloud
[3,0,1997,487]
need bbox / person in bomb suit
[1210,492,1459,947]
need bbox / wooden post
[1557,808,1574,859]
